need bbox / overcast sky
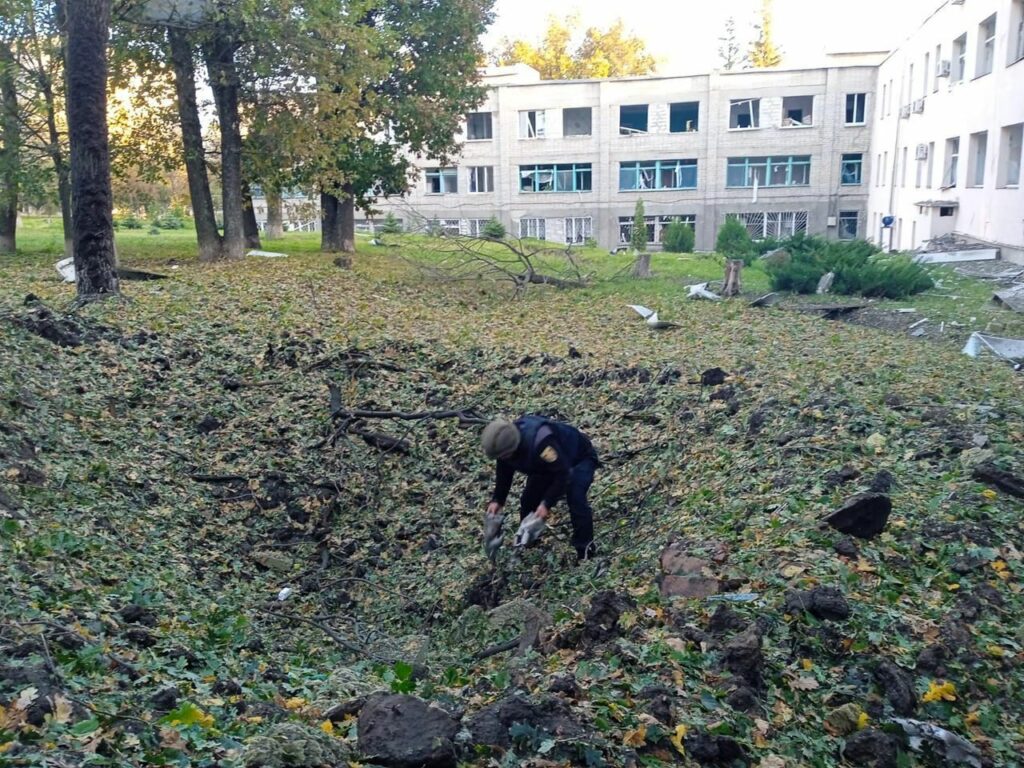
[484,0,943,74]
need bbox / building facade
[866,0,1024,261]
[374,57,882,251]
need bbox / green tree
[716,216,755,263]
[631,198,650,277]
[495,15,656,79]
[748,0,782,68]
[0,23,19,253]
[662,221,695,253]
[482,217,505,239]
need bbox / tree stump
[723,259,743,297]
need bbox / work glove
[483,510,505,561]
[514,511,547,548]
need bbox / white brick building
[375,56,882,251]
[866,0,1024,261]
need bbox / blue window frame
[726,156,811,188]
[519,163,592,193]
[426,168,458,194]
[841,153,863,185]
[619,159,698,191]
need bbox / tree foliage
[717,16,743,71]
[495,15,656,79]
[662,221,695,253]
[715,215,755,263]
[747,0,782,69]
[630,199,646,254]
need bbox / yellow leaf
[857,712,870,730]
[320,720,334,734]
[801,658,813,671]
[623,725,646,747]
[992,560,1009,572]
[981,489,997,500]
[0,741,16,754]
[987,645,1004,658]
[781,564,804,579]
[49,695,73,725]
[284,697,307,710]
[670,724,687,755]
[922,680,957,703]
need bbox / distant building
[375,58,882,251]
[866,0,1024,261]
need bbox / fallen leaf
[922,680,956,703]
[623,725,646,747]
[670,724,687,755]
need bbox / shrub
[482,217,506,239]
[764,236,933,299]
[152,211,185,230]
[716,216,755,264]
[630,199,647,253]
[379,213,402,234]
[662,222,695,253]
[115,214,143,230]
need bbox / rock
[465,695,582,749]
[824,493,892,540]
[252,550,293,573]
[722,624,763,686]
[834,536,859,558]
[325,695,368,722]
[358,694,458,768]
[826,702,863,736]
[683,731,747,765]
[874,661,916,715]
[661,575,720,599]
[785,587,851,621]
[659,543,710,576]
[816,271,835,294]
[960,447,996,469]
[842,728,900,768]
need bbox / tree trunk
[242,181,261,248]
[205,25,244,260]
[723,259,743,296]
[0,41,18,254]
[43,1,74,258]
[168,26,222,262]
[339,183,355,253]
[65,0,118,298]
[320,191,343,252]
[632,252,651,278]
[266,188,283,239]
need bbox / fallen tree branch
[254,607,392,662]
[973,463,1024,498]
[473,637,520,661]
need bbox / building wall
[867,0,1024,262]
[375,60,880,251]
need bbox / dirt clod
[873,660,916,715]
[842,728,900,768]
[785,587,852,621]
[358,694,457,768]
[722,624,763,686]
[824,493,892,539]
[683,731,746,765]
[465,695,582,748]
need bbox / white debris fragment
[277,587,293,601]
[247,250,288,258]
[686,283,721,301]
[56,257,75,283]
[962,332,1024,362]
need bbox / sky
[483,0,943,74]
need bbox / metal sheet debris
[55,258,75,283]
[962,332,1024,362]
[994,284,1024,314]
[686,282,721,301]
[247,250,288,258]
[915,249,998,264]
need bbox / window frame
[465,112,493,141]
[840,153,863,185]
[619,159,698,191]
[726,156,811,188]
[976,14,997,78]
[518,163,593,193]
[943,137,960,188]
[562,107,593,137]
[953,34,967,82]
[845,93,866,125]
[728,98,761,130]
[518,109,546,139]
[564,216,593,245]
[669,101,700,133]
[518,218,546,239]
[999,123,1023,188]
[618,214,696,245]
[425,167,458,195]
[619,104,649,135]
[468,166,494,194]
[781,95,814,128]
[838,211,859,240]
[734,211,808,240]
[968,131,988,187]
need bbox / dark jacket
[491,415,595,508]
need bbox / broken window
[619,104,648,135]
[1014,0,1024,63]
[939,206,956,217]
[619,159,697,191]
[969,131,988,187]
[519,110,546,139]
[781,95,813,127]
[729,99,760,129]
[999,123,1022,187]
[564,217,592,245]
[736,211,807,240]
[519,163,591,192]
[845,93,866,125]
[953,34,967,82]
[468,166,494,193]
[669,102,699,133]
[563,107,592,136]
[977,14,996,76]
[426,167,458,194]
[838,211,859,240]
[466,112,492,140]
[618,215,695,245]
[727,156,810,188]
[943,137,959,187]
[841,154,863,185]
[518,218,546,239]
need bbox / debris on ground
[962,332,1024,365]
[891,718,982,767]
[823,492,892,539]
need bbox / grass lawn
[1,218,1022,767]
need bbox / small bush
[115,214,143,230]
[631,199,647,253]
[152,211,186,230]
[716,216,755,264]
[147,226,161,236]
[482,217,506,239]
[379,213,402,234]
[764,236,933,299]
[662,222,695,253]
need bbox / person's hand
[535,503,550,520]
[487,501,503,516]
